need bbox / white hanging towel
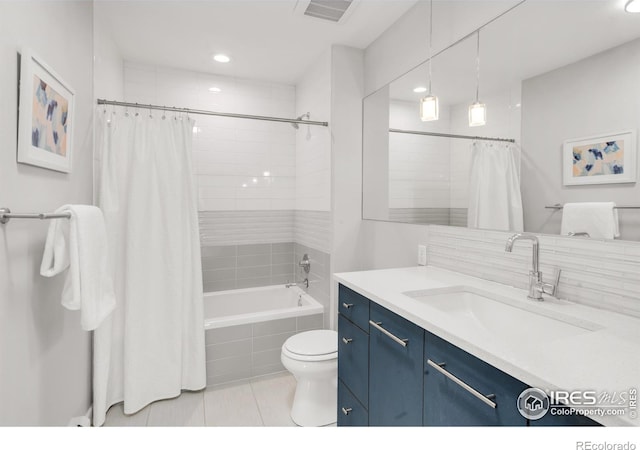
[560,202,620,239]
[40,204,116,330]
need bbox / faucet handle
[541,268,561,297]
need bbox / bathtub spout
[286,278,309,289]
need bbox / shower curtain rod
[389,128,516,143]
[97,99,329,127]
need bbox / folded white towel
[560,202,620,239]
[40,205,116,330]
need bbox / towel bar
[0,207,71,224]
[545,204,638,210]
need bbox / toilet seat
[283,330,337,362]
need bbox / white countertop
[334,266,640,427]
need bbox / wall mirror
[362,1,640,241]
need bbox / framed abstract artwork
[563,130,636,186]
[17,48,75,173]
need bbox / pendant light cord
[475,30,481,102]
[428,0,433,95]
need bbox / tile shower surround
[427,225,640,318]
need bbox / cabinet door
[338,314,369,408]
[424,332,527,426]
[338,380,368,426]
[369,302,425,426]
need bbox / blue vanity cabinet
[337,284,370,426]
[423,331,528,426]
[368,302,425,426]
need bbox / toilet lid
[284,330,337,356]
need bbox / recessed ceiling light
[263,171,270,177]
[213,54,231,63]
[208,87,221,93]
[413,87,427,93]
[625,0,640,12]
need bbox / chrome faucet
[505,233,561,301]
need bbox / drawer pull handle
[341,407,353,416]
[426,359,497,409]
[342,337,353,344]
[342,302,354,309]
[369,320,408,347]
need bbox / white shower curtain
[92,110,206,426]
[467,141,524,232]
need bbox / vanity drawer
[338,380,368,426]
[338,313,369,408]
[338,284,370,331]
[424,331,527,426]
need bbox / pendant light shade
[469,30,486,127]
[420,0,439,122]
[420,95,439,122]
[468,102,487,127]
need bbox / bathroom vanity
[335,267,640,427]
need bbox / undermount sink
[402,286,603,341]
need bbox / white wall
[0,1,94,425]
[123,62,297,212]
[330,45,365,329]
[93,9,124,101]
[521,38,640,241]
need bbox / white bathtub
[203,284,323,330]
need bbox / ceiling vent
[294,0,359,24]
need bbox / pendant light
[420,0,439,121]
[468,30,487,127]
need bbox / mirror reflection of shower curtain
[92,110,206,426]
[467,141,524,232]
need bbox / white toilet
[281,329,338,426]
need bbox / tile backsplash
[427,225,640,318]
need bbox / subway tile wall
[294,243,331,329]
[427,225,640,318]
[199,210,294,246]
[294,210,331,253]
[123,62,297,212]
[205,313,324,386]
[201,242,297,293]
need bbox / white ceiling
[389,0,640,105]
[95,0,419,85]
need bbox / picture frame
[17,48,75,173]
[563,130,636,186]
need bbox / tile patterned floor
[103,372,297,427]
